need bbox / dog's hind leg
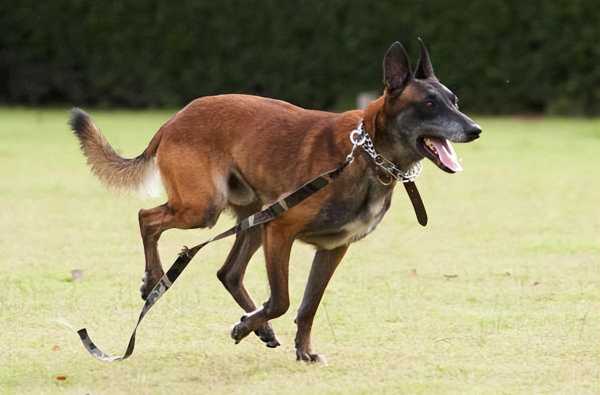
[230,221,295,345]
[138,199,222,300]
[294,245,348,363]
[137,138,229,299]
[138,203,172,300]
[217,227,280,348]
[217,227,262,312]
[138,163,227,300]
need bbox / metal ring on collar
[350,129,366,146]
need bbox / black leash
[76,121,427,361]
[77,161,350,361]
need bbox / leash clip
[349,128,366,146]
[346,123,366,164]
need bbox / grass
[1,108,599,394]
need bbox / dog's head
[378,40,481,173]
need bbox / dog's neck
[363,97,422,171]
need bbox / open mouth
[417,136,463,173]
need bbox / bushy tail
[69,108,163,197]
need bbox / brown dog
[71,40,480,362]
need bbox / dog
[70,39,481,362]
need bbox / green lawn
[1,108,599,394]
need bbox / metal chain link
[348,122,422,183]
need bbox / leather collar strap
[351,122,428,226]
[403,181,428,226]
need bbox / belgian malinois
[71,40,481,362]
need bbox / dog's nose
[466,124,482,139]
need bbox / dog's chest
[300,180,392,250]
[340,195,389,242]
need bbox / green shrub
[1,0,598,114]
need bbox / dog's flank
[69,108,163,197]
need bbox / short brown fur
[71,40,481,361]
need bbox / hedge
[1,0,599,114]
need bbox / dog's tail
[69,108,163,197]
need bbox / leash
[76,121,426,361]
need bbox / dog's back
[155,94,361,207]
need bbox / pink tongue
[430,138,463,172]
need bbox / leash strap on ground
[77,161,350,362]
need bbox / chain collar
[347,121,422,185]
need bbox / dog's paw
[230,315,253,344]
[139,271,163,301]
[254,322,280,348]
[139,274,150,301]
[296,349,327,364]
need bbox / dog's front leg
[230,222,295,344]
[294,245,348,363]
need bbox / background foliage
[2,0,599,114]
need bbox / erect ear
[383,41,412,95]
[414,37,436,80]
